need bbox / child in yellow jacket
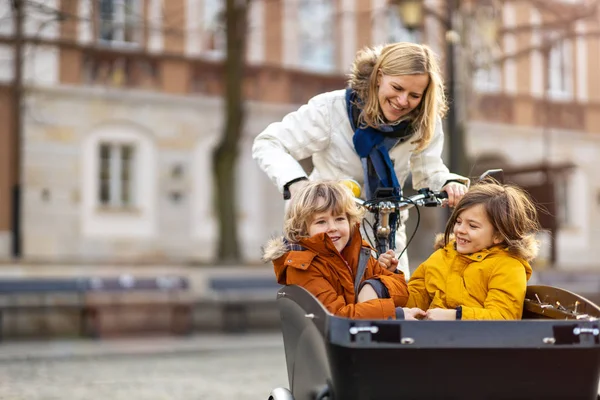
[407,181,541,320]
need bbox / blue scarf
[346,88,414,201]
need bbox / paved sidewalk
[0,333,288,400]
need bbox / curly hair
[347,42,447,152]
[284,180,365,243]
[442,182,542,261]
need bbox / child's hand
[425,308,457,320]
[403,307,426,320]
[378,250,399,272]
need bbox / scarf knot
[346,88,413,200]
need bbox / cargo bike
[268,170,600,400]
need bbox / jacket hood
[434,233,447,250]
[263,227,368,285]
[262,236,289,263]
[262,223,368,264]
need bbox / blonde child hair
[442,182,541,261]
[347,42,447,152]
[284,180,365,243]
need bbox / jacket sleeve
[409,117,469,191]
[461,258,528,320]
[406,261,432,310]
[252,92,333,192]
[364,257,409,307]
[286,264,399,320]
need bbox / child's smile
[453,204,502,254]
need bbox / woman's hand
[378,249,399,272]
[357,283,378,303]
[441,182,467,208]
[425,308,457,320]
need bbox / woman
[252,42,469,277]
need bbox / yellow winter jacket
[406,240,532,320]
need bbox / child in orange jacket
[262,180,423,320]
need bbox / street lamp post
[11,0,23,258]
[394,0,466,175]
[445,0,462,175]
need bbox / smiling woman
[377,73,429,122]
[253,42,469,277]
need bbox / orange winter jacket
[263,228,409,319]
[406,240,533,320]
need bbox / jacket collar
[297,224,367,262]
[444,240,510,262]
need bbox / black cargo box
[277,285,600,400]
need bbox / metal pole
[542,35,557,266]
[446,0,463,175]
[542,35,551,166]
[11,0,23,258]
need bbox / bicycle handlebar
[353,188,447,256]
[354,188,447,213]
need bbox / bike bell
[340,179,361,198]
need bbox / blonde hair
[284,180,365,243]
[443,182,541,261]
[347,42,447,152]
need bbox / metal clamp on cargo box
[349,322,378,344]
[348,321,403,344]
[550,323,600,345]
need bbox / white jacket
[252,89,468,194]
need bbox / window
[298,0,335,72]
[555,174,571,227]
[547,37,573,99]
[470,18,501,93]
[204,0,226,57]
[474,65,501,92]
[98,0,140,45]
[98,143,136,208]
[82,124,156,238]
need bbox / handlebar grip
[437,191,449,199]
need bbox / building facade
[466,0,600,267]
[0,0,598,267]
